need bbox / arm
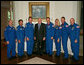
[16,27,20,41]
[75,25,80,43]
[51,24,55,37]
[4,27,9,41]
[25,24,30,41]
[43,24,46,37]
[58,28,61,40]
[34,24,37,37]
[25,24,28,38]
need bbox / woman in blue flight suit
[68,18,80,61]
[16,19,25,57]
[4,20,17,59]
[54,19,61,57]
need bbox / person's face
[70,18,75,25]
[19,21,23,26]
[29,18,32,23]
[61,18,65,24]
[55,20,59,26]
[46,18,50,24]
[9,20,13,26]
[38,18,42,24]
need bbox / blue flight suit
[4,25,16,59]
[25,22,34,55]
[68,23,80,60]
[46,22,54,55]
[16,25,25,56]
[60,22,69,58]
[54,25,61,56]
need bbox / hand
[57,38,60,43]
[7,41,9,44]
[15,39,17,42]
[24,38,25,41]
[43,37,46,41]
[51,37,53,40]
[18,40,21,43]
[75,39,77,43]
[34,37,36,40]
[27,37,29,41]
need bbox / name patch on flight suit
[62,25,64,28]
[29,25,31,27]
[23,28,24,30]
[56,27,58,29]
[9,28,11,30]
[71,26,74,30]
[48,25,50,28]
[20,28,22,30]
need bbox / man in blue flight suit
[54,19,61,57]
[25,17,34,56]
[46,17,54,56]
[16,19,25,58]
[68,18,80,61]
[4,20,17,59]
[60,17,69,59]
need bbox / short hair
[28,17,32,20]
[46,17,50,19]
[61,16,65,20]
[9,19,12,22]
[18,19,23,22]
[70,18,75,21]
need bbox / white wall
[13,1,80,55]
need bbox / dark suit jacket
[34,23,46,41]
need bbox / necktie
[38,24,41,30]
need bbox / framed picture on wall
[29,2,49,22]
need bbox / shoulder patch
[76,26,80,28]
[66,25,68,27]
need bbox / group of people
[4,16,80,61]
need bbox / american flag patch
[66,25,68,27]
[76,26,80,28]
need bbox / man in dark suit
[34,18,46,55]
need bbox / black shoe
[63,57,68,60]
[45,53,49,56]
[18,55,23,58]
[12,56,17,59]
[27,54,32,57]
[55,54,60,57]
[8,57,12,60]
[39,53,43,56]
[71,56,79,62]
[49,54,52,57]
